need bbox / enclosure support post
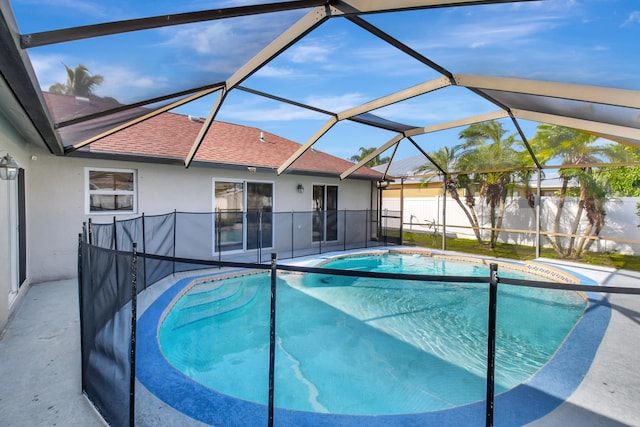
[130,242,138,427]
[535,169,542,258]
[88,218,93,245]
[400,177,404,245]
[486,263,499,427]
[268,253,278,427]
[442,174,447,251]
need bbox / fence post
[258,210,263,264]
[130,242,138,427]
[486,263,499,427]
[343,210,347,251]
[88,218,93,245]
[141,213,147,290]
[173,210,177,275]
[113,216,118,250]
[291,211,294,259]
[268,253,278,427]
[365,209,369,248]
[77,234,85,393]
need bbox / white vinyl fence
[383,196,640,255]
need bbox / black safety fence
[88,209,385,287]
[78,217,640,427]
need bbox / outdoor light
[297,183,304,193]
[0,153,18,181]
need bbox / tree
[596,144,640,197]
[456,121,521,248]
[349,146,389,167]
[416,146,484,244]
[49,63,104,98]
[530,124,605,258]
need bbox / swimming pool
[137,251,610,426]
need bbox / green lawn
[400,231,640,272]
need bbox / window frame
[85,167,138,215]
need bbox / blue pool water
[158,254,585,416]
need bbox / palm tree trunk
[567,184,587,257]
[449,189,484,244]
[582,206,606,253]
[553,177,569,254]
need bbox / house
[0,92,382,332]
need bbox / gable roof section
[51,93,381,179]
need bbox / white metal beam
[332,0,535,15]
[340,133,404,180]
[512,109,640,147]
[277,116,339,175]
[227,6,329,88]
[337,77,451,120]
[71,86,221,152]
[404,110,509,137]
[455,74,640,109]
[185,87,228,167]
[190,7,329,167]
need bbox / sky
[9,0,640,163]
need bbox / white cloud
[16,0,110,18]
[304,93,368,113]
[622,11,640,27]
[287,42,333,64]
[222,102,324,122]
[253,65,296,78]
[29,54,69,89]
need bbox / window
[86,168,137,214]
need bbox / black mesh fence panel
[91,221,115,249]
[143,213,175,286]
[80,242,134,427]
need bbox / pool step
[172,281,259,330]
[181,281,242,310]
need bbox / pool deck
[1,251,639,426]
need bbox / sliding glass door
[312,184,338,242]
[214,180,273,253]
[246,182,273,250]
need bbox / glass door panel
[312,185,324,242]
[214,181,244,252]
[246,182,273,250]
[326,185,338,241]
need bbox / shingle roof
[45,93,381,180]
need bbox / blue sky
[10,0,640,162]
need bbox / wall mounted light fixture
[0,153,18,181]
[297,183,304,193]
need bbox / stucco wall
[0,113,31,332]
[27,146,375,283]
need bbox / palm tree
[415,146,484,245]
[49,64,104,98]
[456,121,521,248]
[349,146,389,167]
[530,124,603,258]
